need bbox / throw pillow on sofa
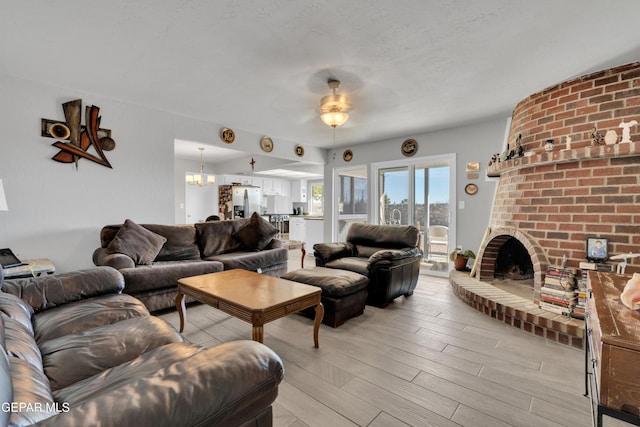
[106,219,167,265]
[233,212,278,250]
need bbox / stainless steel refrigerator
[232,185,261,218]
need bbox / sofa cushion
[347,223,419,249]
[118,260,223,294]
[54,342,202,405]
[324,257,370,276]
[106,219,167,265]
[2,267,125,313]
[233,212,278,250]
[282,267,369,297]
[100,224,201,261]
[3,316,43,371]
[40,316,183,391]
[204,248,287,272]
[7,357,58,425]
[32,293,149,344]
[196,219,248,257]
[0,292,34,334]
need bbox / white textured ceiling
[3,0,640,163]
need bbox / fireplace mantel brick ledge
[450,271,584,348]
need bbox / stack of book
[574,262,613,319]
[539,266,577,315]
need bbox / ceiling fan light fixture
[320,79,350,127]
[321,110,350,128]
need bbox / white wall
[0,76,328,273]
[322,116,507,254]
[0,76,176,272]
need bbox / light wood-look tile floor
[158,251,624,426]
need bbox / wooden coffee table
[176,269,324,348]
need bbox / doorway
[374,154,456,276]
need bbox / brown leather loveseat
[313,223,422,307]
[0,266,283,426]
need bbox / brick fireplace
[451,62,640,348]
[475,61,640,303]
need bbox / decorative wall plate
[401,138,418,157]
[295,144,304,157]
[220,127,235,144]
[343,149,353,162]
[465,183,478,195]
[260,136,274,152]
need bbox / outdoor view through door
[379,162,450,274]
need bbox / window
[338,168,367,215]
[308,180,324,215]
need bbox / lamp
[320,79,350,128]
[186,148,215,186]
[0,179,7,211]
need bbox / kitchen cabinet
[289,217,306,242]
[291,179,307,202]
[280,180,291,197]
[262,178,291,196]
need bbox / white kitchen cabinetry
[289,217,306,242]
[262,178,291,196]
[291,179,307,202]
[280,180,291,197]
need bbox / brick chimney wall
[476,62,640,300]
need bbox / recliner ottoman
[282,267,368,327]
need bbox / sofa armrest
[93,247,135,269]
[313,242,355,266]
[368,247,423,268]
[0,267,125,312]
[39,340,284,427]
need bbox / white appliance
[232,186,261,218]
[266,195,291,214]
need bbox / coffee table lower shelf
[176,269,324,348]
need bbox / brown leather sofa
[313,223,423,307]
[93,216,288,311]
[0,267,284,427]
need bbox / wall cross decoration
[41,99,116,169]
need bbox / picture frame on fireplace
[586,237,608,262]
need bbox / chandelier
[320,79,350,127]
[186,147,215,186]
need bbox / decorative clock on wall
[401,138,418,157]
[343,149,353,162]
[220,127,235,144]
[260,136,274,152]
[465,183,478,195]
[295,144,304,157]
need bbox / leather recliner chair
[313,223,423,307]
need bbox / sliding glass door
[375,154,455,276]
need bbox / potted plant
[450,248,476,271]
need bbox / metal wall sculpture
[41,99,116,169]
